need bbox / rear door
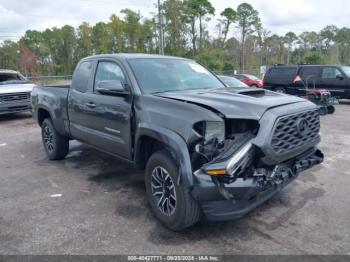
[318,66,348,97]
[82,59,133,159]
[264,67,298,94]
[297,66,321,94]
[67,60,95,143]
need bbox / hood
[156,88,308,120]
[0,83,35,94]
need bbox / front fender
[135,122,193,187]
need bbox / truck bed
[31,85,70,136]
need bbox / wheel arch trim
[135,122,193,187]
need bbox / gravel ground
[0,104,349,255]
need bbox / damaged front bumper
[191,148,324,221]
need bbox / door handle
[86,102,96,109]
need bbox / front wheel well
[134,136,174,170]
[37,108,51,126]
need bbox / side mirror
[336,74,344,80]
[96,80,128,95]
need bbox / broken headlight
[202,121,225,142]
[191,121,225,171]
[226,142,253,176]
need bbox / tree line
[0,0,350,77]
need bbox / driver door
[319,67,347,97]
[85,60,133,159]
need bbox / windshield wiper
[152,89,178,94]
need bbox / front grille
[0,92,30,103]
[7,105,30,112]
[271,109,320,155]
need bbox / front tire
[145,150,202,231]
[41,118,69,160]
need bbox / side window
[269,68,297,77]
[73,61,93,93]
[300,67,319,80]
[321,67,342,79]
[94,61,125,89]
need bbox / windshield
[218,75,249,88]
[128,58,225,94]
[0,73,30,85]
[341,66,350,77]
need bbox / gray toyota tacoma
[32,54,324,230]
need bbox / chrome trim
[104,127,121,135]
[226,141,253,175]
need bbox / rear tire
[145,150,202,231]
[327,105,335,114]
[41,118,69,160]
[273,86,287,93]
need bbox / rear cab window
[300,67,320,80]
[268,67,297,78]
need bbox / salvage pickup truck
[0,69,34,115]
[32,54,324,230]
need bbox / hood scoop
[236,89,266,97]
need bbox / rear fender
[35,104,68,137]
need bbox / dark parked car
[217,75,249,88]
[32,54,323,230]
[0,69,34,115]
[234,74,263,88]
[263,65,350,98]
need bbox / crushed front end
[189,103,324,221]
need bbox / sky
[0,0,349,41]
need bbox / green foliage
[284,32,298,45]
[304,52,326,64]
[219,8,236,45]
[196,53,221,70]
[236,3,260,31]
[183,0,215,53]
[163,0,187,56]
[236,3,260,71]
[222,62,234,71]
[1,1,350,77]
[0,41,20,70]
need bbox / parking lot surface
[0,104,350,255]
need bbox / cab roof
[0,69,18,74]
[82,53,191,61]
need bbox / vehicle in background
[0,69,35,115]
[217,75,249,88]
[301,89,338,115]
[233,74,263,88]
[263,65,350,99]
[32,54,323,230]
